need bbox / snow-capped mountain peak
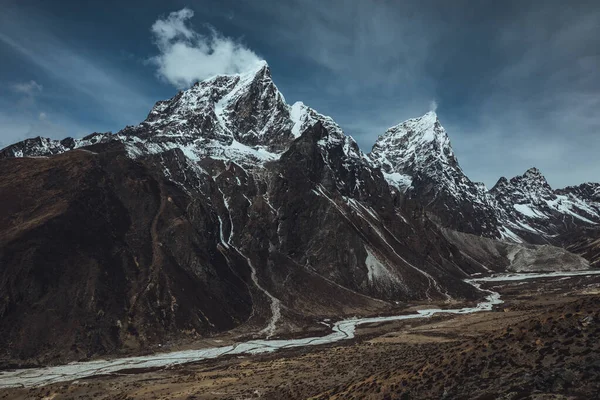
[287,101,370,170]
[2,62,598,248]
[110,61,303,165]
[289,101,344,140]
[521,167,551,187]
[370,111,456,174]
[367,111,599,242]
[491,167,554,206]
[394,111,442,140]
[369,111,464,194]
[385,111,449,148]
[1,60,369,169]
[138,60,291,148]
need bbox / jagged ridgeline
[0,61,597,365]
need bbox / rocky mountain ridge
[0,62,365,170]
[0,61,596,365]
[2,61,598,263]
[369,112,600,245]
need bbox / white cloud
[12,80,43,95]
[151,8,196,46]
[429,100,438,112]
[149,8,263,89]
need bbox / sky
[0,0,598,188]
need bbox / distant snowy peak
[492,167,554,205]
[490,168,600,239]
[490,177,510,196]
[370,111,458,175]
[0,133,111,159]
[510,168,551,191]
[370,111,470,194]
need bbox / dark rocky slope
[0,146,253,364]
[0,122,490,366]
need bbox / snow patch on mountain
[514,203,548,219]
[383,172,413,192]
[499,227,524,243]
[290,101,308,138]
[364,247,404,291]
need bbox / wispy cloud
[11,80,43,95]
[0,7,158,147]
[0,10,154,129]
[6,79,44,110]
[149,8,263,89]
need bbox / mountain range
[0,61,597,366]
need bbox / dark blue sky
[1,0,598,188]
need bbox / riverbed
[1,269,599,389]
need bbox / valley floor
[2,273,600,399]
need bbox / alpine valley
[1,60,599,378]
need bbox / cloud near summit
[149,8,263,89]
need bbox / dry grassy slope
[320,296,600,399]
[4,281,598,400]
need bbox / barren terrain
[2,273,600,399]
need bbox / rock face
[0,62,595,365]
[0,147,255,365]
[370,112,600,248]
